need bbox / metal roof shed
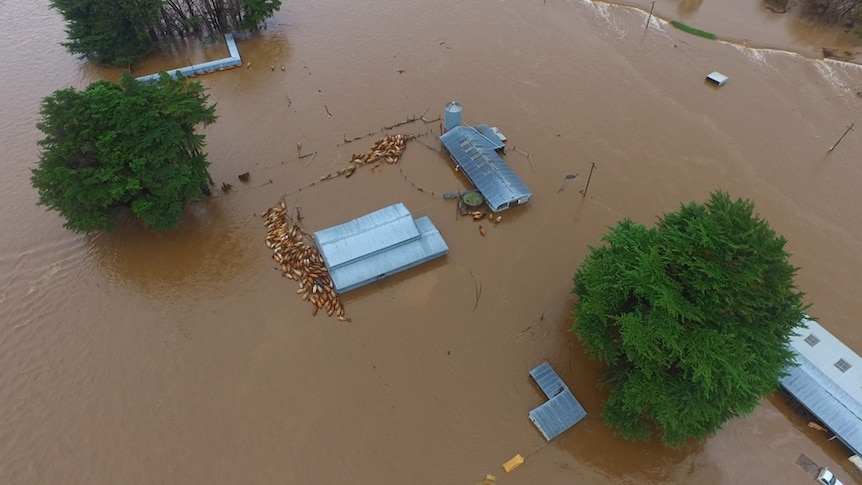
[528,362,587,441]
[313,203,448,294]
[781,318,862,455]
[440,126,532,212]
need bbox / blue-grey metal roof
[440,126,532,212]
[474,124,506,150]
[315,204,418,271]
[314,203,448,294]
[528,362,587,441]
[780,318,862,455]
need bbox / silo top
[445,101,462,113]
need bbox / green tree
[50,0,162,66]
[51,0,284,66]
[31,72,217,233]
[571,191,807,448]
[240,0,283,30]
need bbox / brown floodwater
[2,0,862,483]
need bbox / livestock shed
[780,317,862,456]
[313,203,448,294]
[439,125,532,212]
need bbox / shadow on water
[90,200,256,300]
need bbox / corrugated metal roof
[530,361,568,399]
[440,126,532,212]
[474,124,506,150]
[528,362,587,441]
[314,204,448,294]
[780,318,862,455]
[315,204,418,271]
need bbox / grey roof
[780,318,862,455]
[528,362,587,441]
[439,126,532,212]
[314,203,448,294]
[473,124,506,150]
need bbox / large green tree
[51,0,283,66]
[571,191,807,447]
[51,0,163,66]
[31,72,217,233]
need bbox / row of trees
[766,0,862,31]
[50,0,282,65]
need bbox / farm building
[439,125,532,213]
[780,317,862,456]
[313,203,448,294]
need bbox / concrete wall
[135,33,242,83]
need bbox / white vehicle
[816,468,844,485]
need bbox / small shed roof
[780,318,862,455]
[440,126,532,212]
[314,203,448,293]
[527,362,587,441]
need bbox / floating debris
[238,172,250,182]
[502,454,524,473]
[261,205,349,321]
[221,182,232,192]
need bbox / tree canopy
[31,72,217,233]
[571,191,807,448]
[51,0,283,66]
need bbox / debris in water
[502,454,524,473]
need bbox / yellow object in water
[502,454,524,473]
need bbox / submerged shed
[528,362,587,441]
[313,203,448,294]
[439,126,532,212]
[780,317,862,456]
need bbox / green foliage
[241,0,283,30]
[31,72,217,233]
[670,21,718,40]
[571,191,807,448]
[50,0,162,66]
[51,0,284,65]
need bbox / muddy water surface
[2,0,862,484]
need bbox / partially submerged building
[780,317,862,456]
[439,125,532,213]
[313,203,448,294]
[528,362,587,441]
